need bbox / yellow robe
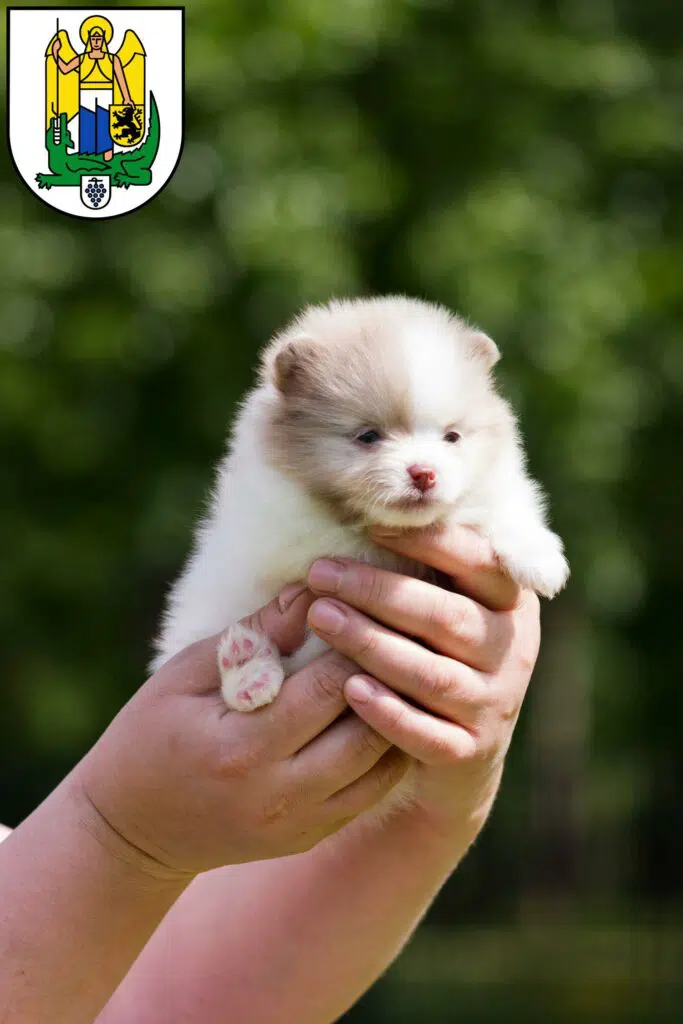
[45,29,146,130]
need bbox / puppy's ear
[468,331,500,370]
[273,336,319,395]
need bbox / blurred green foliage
[1,0,682,1018]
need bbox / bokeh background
[2,0,682,1019]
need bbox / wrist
[65,771,195,892]
[407,763,506,852]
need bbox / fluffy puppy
[152,296,568,711]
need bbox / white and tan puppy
[153,297,568,711]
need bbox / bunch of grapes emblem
[84,177,108,208]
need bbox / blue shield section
[79,104,113,154]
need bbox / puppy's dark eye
[444,431,461,444]
[356,429,382,445]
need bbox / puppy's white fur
[152,297,568,720]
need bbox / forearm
[55,57,77,74]
[0,778,189,1024]
[98,803,485,1024]
[113,59,131,103]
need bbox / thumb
[240,582,314,656]
[155,583,314,695]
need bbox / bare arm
[0,590,404,1024]
[57,57,79,73]
[98,527,539,1024]
[51,42,79,75]
[112,54,133,106]
[98,804,478,1024]
[0,779,188,1024]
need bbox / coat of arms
[7,7,184,219]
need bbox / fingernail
[309,599,347,635]
[277,582,308,613]
[371,528,402,539]
[346,676,377,704]
[308,558,345,593]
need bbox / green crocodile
[36,94,160,190]
[109,94,160,188]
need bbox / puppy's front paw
[217,623,284,712]
[496,528,569,599]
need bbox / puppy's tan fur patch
[259,297,510,524]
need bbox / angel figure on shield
[46,15,146,161]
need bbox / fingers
[308,598,487,721]
[159,584,315,697]
[322,748,410,820]
[308,558,510,671]
[343,676,479,764]
[226,649,359,759]
[370,522,521,611]
[288,715,392,797]
[160,586,361,759]
[244,583,316,657]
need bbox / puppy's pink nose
[407,464,436,492]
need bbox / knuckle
[385,698,411,737]
[355,566,389,607]
[497,691,521,724]
[431,594,470,643]
[354,624,379,658]
[354,725,389,759]
[470,680,498,714]
[242,608,268,640]
[309,656,349,705]
[515,642,539,680]
[261,786,298,825]
[416,658,454,706]
[386,702,405,733]
[212,739,261,780]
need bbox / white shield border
[5,6,186,221]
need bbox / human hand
[52,38,61,57]
[306,524,541,843]
[73,588,408,881]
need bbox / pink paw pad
[226,637,255,667]
[218,625,285,713]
